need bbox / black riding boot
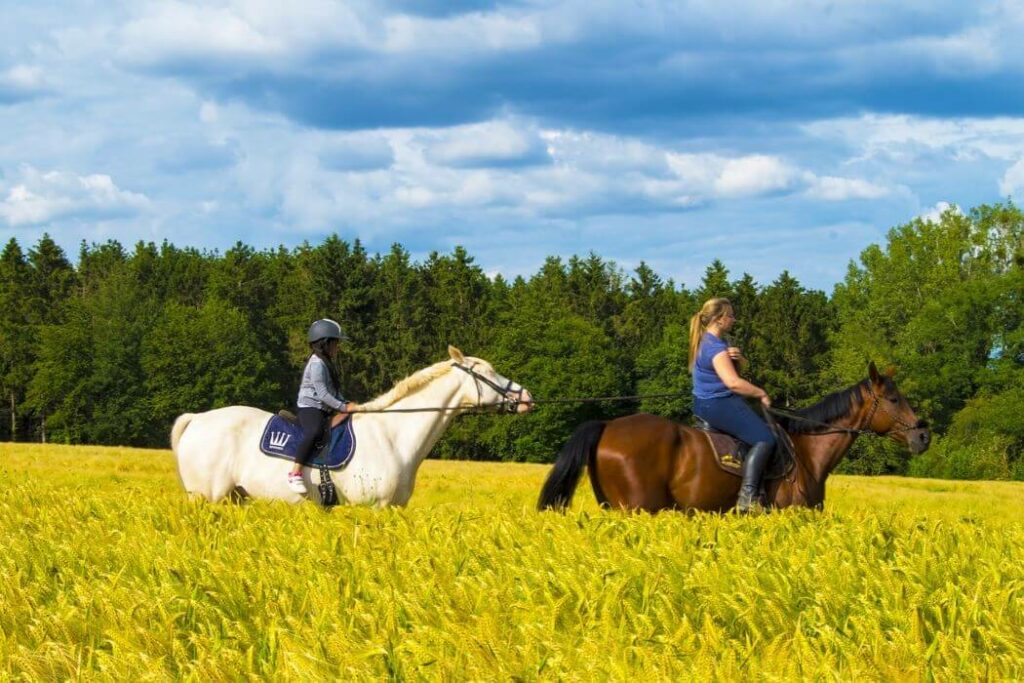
[736,441,772,514]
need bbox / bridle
[861,383,926,436]
[769,382,926,437]
[451,362,526,413]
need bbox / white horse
[171,346,532,506]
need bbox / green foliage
[832,203,1023,476]
[747,271,833,406]
[0,239,34,441]
[142,299,279,429]
[479,259,629,462]
[2,202,1021,478]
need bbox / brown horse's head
[865,362,930,454]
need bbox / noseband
[451,362,525,413]
[863,384,926,436]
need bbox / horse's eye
[889,397,899,403]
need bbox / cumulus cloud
[917,201,961,223]
[999,159,1024,197]
[423,120,548,168]
[805,175,891,201]
[714,155,797,197]
[0,64,48,103]
[155,139,241,173]
[104,1,1024,134]
[0,166,150,227]
[6,1,1023,291]
[118,2,292,68]
[804,114,1024,163]
[230,120,892,235]
[318,134,395,171]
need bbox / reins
[766,383,923,438]
[345,362,692,414]
[342,365,923,445]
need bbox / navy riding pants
[294,407,330,467]
[693,394,776,448]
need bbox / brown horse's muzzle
[906,422,931,454]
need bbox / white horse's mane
[359,359,457,411]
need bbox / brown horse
[538,362,930,512]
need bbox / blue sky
[2,1,1023,291]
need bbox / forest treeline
[1,203,1021,478]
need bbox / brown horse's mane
[777,378,890,434]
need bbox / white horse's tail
[171,413,194,453]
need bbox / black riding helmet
[307,319,346,344]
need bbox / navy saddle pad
[259,415,356,469]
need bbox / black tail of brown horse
[538,420,607,510]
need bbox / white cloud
[318,134,394,171]
[228,119,897,236]
[3,65,45,90]
[199,101,219,124]
[714,155,796,197]
[804,114,1024,163]
[0,64,47,100]
[805,175,891,201]
[999,158,1024,197]
[424,121,547,168]
[0,166,149,227]
[917,201,961,223]
[114,0,541,70]
[383,12,543,54]
[118,2,289,67]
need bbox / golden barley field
[2,443,1023,680]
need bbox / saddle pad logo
[259,415,357,470]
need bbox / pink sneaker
[287,472,307,494]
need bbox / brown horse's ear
[868,361,880,384]
[448,345,466,364]
[885,365,897,378]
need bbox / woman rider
[689,297,775,513]
[287,319,356,494]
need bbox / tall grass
[2,443,1023,680]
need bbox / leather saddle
[691,416,795,480]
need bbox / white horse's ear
[448,345,466,363]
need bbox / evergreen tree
[27,234,76,325]
[31,252,159,444]
[0,240,34,440]
[142,299,279,431]
[422,246,492,355]
[748,271,833,406]
[367,244,429,395]
[695,259,733,303]
[729,273,759,352]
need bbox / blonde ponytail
[688,297,732,372]
[688,312,703,372]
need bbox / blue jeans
[693,394,775,448]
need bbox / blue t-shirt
[692,332,733,399]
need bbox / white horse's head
[448,345,533,414]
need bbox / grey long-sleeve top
[296,354,346,411]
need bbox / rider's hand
[331,404,356,428]
[759,393,772,408]
[727,346,743,360]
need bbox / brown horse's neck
[779,384,875,506]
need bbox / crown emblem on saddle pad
[268,431,290,450]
